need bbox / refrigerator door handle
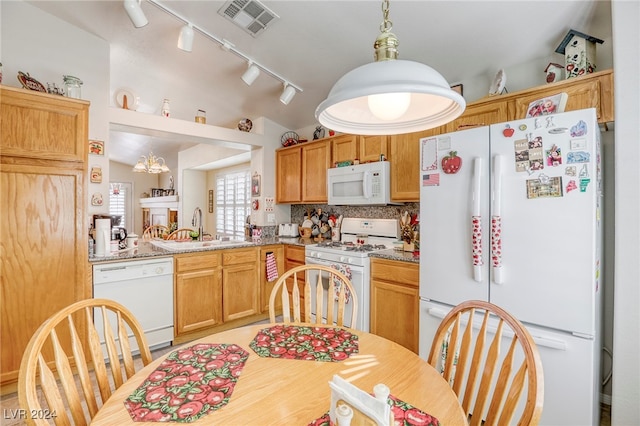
[472,157,483,282]
[491,155,504,284]
[426,306,567,350]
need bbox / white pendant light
[315,0,465,135]
[241,63,260,86]
[280,83,296,105]
[178,23,194,52]
[123,0,148,28]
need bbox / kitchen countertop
[369,248,420,264]
[89,237,318,263]
[89,238,418,264]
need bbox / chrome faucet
[192,207,203,241]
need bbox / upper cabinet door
[276,146,302,203]
[443,101,509,134]
[331,134,358,165]
[389,127,442,202]
[301,141,331,203]
[359,135,388,163]
[0,87,89,163]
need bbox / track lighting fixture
[241,63,260,86]
[280,83,296,105]
[177,23,194,52]
[144,0,302,105]
[123,0,148,28]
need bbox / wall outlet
[267,213,275,223]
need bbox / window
[109,182,133,230]
[215,170,250,238]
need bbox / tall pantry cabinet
[0,86,90,392]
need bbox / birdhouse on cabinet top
[544,63,564,83]
[555,29,604,79]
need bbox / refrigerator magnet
[421,137,438,171]
[565,166,577,176]
[570,138,587,150]
[503,124,515,137]
[580,178,591,192]
[546,145,562,166]
[526,176,563,199]
[566,180,578,193]
[567,151,590,163]
[422,173,440,186]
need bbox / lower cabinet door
[175,268,222,335]
[222,264,259,321]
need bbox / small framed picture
[89,139,104,155]
[251,173,261,197]
[451,84,463,96]
[90,166,102,183]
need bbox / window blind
[215,170,250,238]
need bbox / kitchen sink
[150,239,250,251]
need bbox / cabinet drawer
[175,252,220,272]
[371,259,419,287]
[285,245,306,263]
[222,248,258,266]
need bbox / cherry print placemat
[124,343,249,422]
[249,324,358,361]
[308,394,440,426]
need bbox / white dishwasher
[93,257,174,351]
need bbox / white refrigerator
[418,108,602,425]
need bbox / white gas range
[305,218,400,331]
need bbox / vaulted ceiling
[28,1,612,166]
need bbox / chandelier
[132,151,170,174]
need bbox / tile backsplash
[290,203,419,225]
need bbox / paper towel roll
[95,219,111,256]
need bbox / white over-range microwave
[327,161,394,206]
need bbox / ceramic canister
[126,233,139,249]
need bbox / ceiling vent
[218,0,279,38]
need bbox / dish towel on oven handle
[266,251,279,282]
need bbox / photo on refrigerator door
[526,176,563,199]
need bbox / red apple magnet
[503,124,515,137]
[442,151,462,174]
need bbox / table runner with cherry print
[124,343,249,422]
[249,324,359,361]
[308,394,440,426]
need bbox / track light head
[241,63,260,86]
[123,0,148,28]
[178,24,194,52]
[280,84,296,105]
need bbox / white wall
[610,0,640,423]
[1,0,110,224]
[109,160,160,234]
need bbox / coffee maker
[92,215,127,249]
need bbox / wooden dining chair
[18,298,153,426]
[166,227,194,240]
[268,264,358,328]
[141,224,169,240]
[427,300,544,426]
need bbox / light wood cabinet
[275,146,302,203]
[389,127,443,202]
[174,252,222,335]
[276,139,331,203]
[301,140,331,203]
[510,69,614,123]
[331,134,358,164]
[370,258,420,353]
[222,248,259,322]
[359,135,388,163]
[0,86,90,391]
[259,245,285,313]
[444,101,509,133]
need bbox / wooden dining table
[91,323,466,425]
